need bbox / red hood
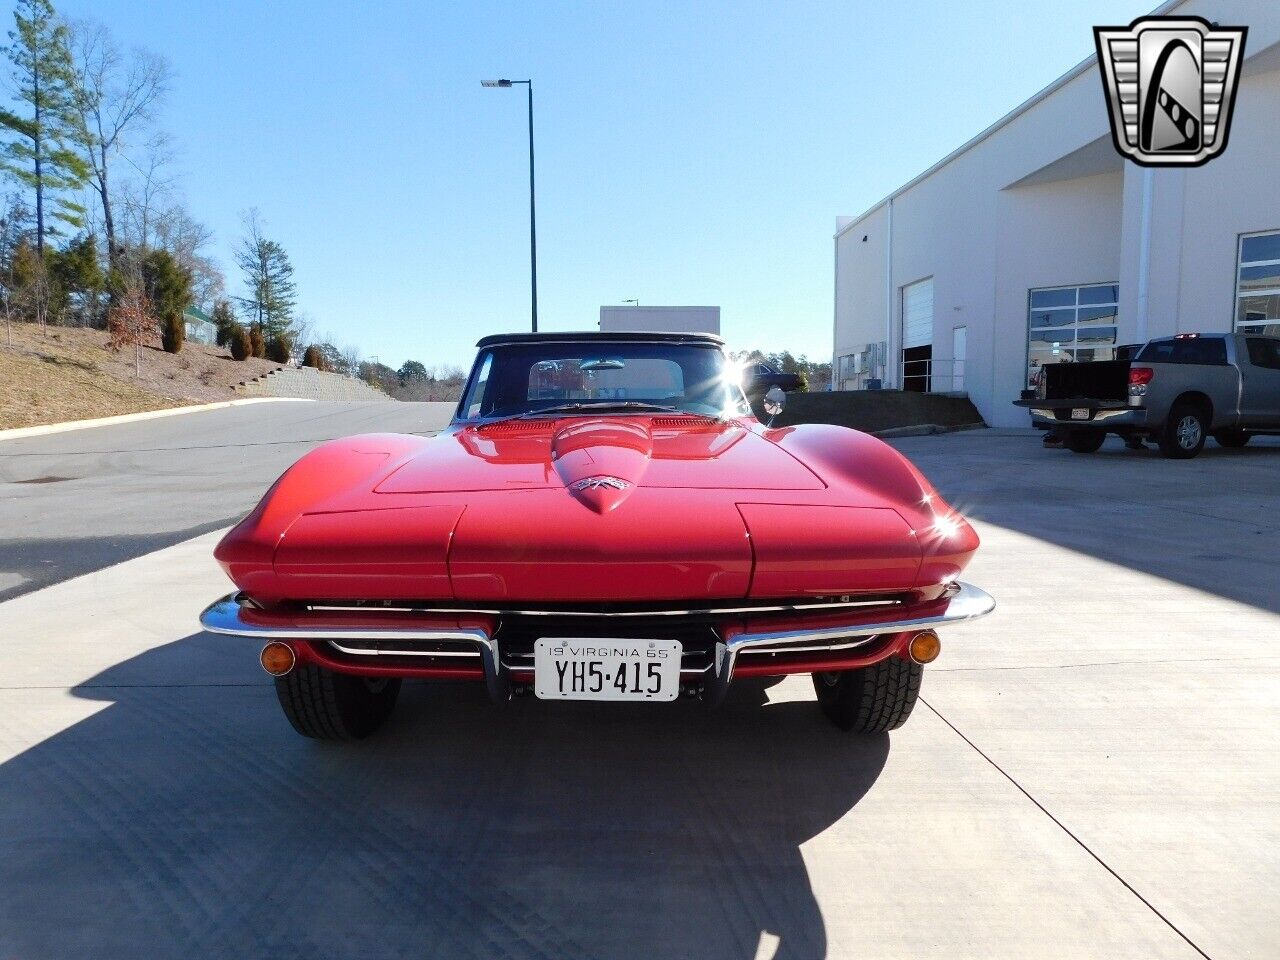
[374,416,824,511]
[214,417,977,604]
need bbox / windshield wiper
[525,401,681,416]
[481,401,681,426]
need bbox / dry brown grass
[0,321,283,430]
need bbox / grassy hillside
[0,322,281,430]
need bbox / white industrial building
[599,305,720,335]
[832,0,1280,427]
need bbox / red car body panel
[213,415,978,606]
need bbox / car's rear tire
[1213,429,1251,448]
[275,663,402,740]
[1159,404,1208,459]
[812,657,923,733]
[1064,430,1106,453]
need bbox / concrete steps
[234,366,392,402]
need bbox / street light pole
[482,78,538,332]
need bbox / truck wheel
[1064,430,1106,453]
[812,657,923,733]
[1213,429,1251,448]
[275,664,401,740]
[1159,405,1207,459]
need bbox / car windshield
[457,341,749,421]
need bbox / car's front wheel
[275,663,402,740]
[1213,428,1251,448]
[1064,430,1106,453]
[812,657,923,733]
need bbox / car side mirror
[763,385,786,425]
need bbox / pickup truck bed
[1014,333,1280,458]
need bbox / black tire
[1159,404,1208,459]
[812,657,923,733]
[274,663,402,740]
[1213,429,1251,449]
[1064,430,1106,453]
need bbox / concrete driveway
[0,422,1275,959]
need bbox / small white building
[833,0,1279,427]
[599,305,721,335]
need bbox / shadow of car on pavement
[0,631,890,960]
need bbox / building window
[1236,231,1280,337]
[1026,283,1119,388]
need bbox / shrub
[160,312,184,353]
[211,301,238,346]
[248,325,265,358]
[301,344,325,370]
[229,324,251,360]
[265,333,293,364]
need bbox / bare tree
[151,200,222,308]
[0,192,32,347]
[105,253,153,376]
[116,132,175,250]
[72,21,169,266]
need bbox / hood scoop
[553,420,651,513]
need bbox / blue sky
[56,0,1153,370]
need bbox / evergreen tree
[136,247,190,353]
[235,211,296,343]
[211,299,237,346]
[301,344,325,370]
[0,0,90,255]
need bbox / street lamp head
[481,79,513,88]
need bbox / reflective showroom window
[1026,283,1119,388]
[1236,230,1280,337]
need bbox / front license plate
[534,638,681,702]
[1071,407,1090,420]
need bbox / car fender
[213,433,429,601]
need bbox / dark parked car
[741,361,804,397]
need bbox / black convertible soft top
[475,330,724,348]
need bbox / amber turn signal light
[260,641,296,676]
[908,630,941,665]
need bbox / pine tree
[235,211,296,344]
[211,299,237,346]
[0,0,90,255]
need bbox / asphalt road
[0,400,454,601]
[0,416,1276,958]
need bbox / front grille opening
[495,615,720,676]
[326,639,481,658]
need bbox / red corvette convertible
[201,332,992,739]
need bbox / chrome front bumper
[200,582,995,704]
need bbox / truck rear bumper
[1014,402,1147,431]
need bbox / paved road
[0,426,1276,958]
[0,401,453,601]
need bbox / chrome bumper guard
[702,581,995,705]
[199,595,508,702]
[200,581,995,706]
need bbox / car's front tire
[1064,430,1106,453]
[1213,428,1251,448]
[812,657,923,733]
[275,663,401,740]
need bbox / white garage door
[902,278,934,349]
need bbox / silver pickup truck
[1013,333,1280,458]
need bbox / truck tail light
[1129,367,1154,386]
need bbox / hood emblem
[571,476,630,492]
